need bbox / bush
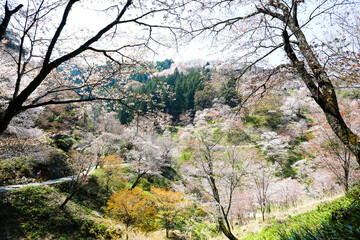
[0,156,36,185]
[195,86,215,110]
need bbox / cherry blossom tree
[249,160,277,222]
[304,99,360,192]
[190,128,250,240]
[0,0,186,135]
[268,178,305,209]
[309,168,340,197]
[258,131,289,172]
[186,0,360,164]
[126,131,172,189]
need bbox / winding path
[0,166,96,193]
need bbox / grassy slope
[241,188,360,239]
[0,172,174,240]
[204,186,360,240]
[0,183,121,240]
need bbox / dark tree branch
[0,1,23,41]
[22,96,139,113]
[43,0,79,66]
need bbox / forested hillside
[1,0,360,240]
[1,58,360,239]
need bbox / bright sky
[10,0,358,65]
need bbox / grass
[0,185,121,239]
[0,171,181,240]
[235,188,360,240]
[204,192,355,240]
[2,167,359,240]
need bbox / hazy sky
[10,0,357,65]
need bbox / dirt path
[0,166,96,193]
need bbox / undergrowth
[0,185,121,239]
[241,184,360,240]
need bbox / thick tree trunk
[0,66,58,135]
[281,18,360,166]
[0,100,24,134]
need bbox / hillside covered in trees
[1,0,360,240]
[1,58,360,239]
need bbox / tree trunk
[260,203,265,222]
[0,0,134,136]
[282,24,360,165]
[208,175,238,240]
[60,190,77,209]
[0,2,23,42]
[217,219,238,240]
[0,99,24,134]
[130,172,146,190]
[344,163,349,192]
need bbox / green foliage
[245,115,266,128]
[180,148,192,163]
[337,88,360,99]
[185,204,214,240]
[0,186,120,239]
[245,110,284,131]
[117,68,204,123]
[140,175,172,191]
[167,126,179,137]
[241,185,360,240]
[219,76,241,107]
[0,156,35,185]
[195,85,216,110]
[129,59,173,83]
[226,126,250,144]
[0,151,73,185]
[56,175,111,212]
[36,149,74,179]
[52,134,75,152]
[212,127,223,142]
[155,59,174,72]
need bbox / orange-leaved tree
[107,188,158,239]
[151,187,188,238]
